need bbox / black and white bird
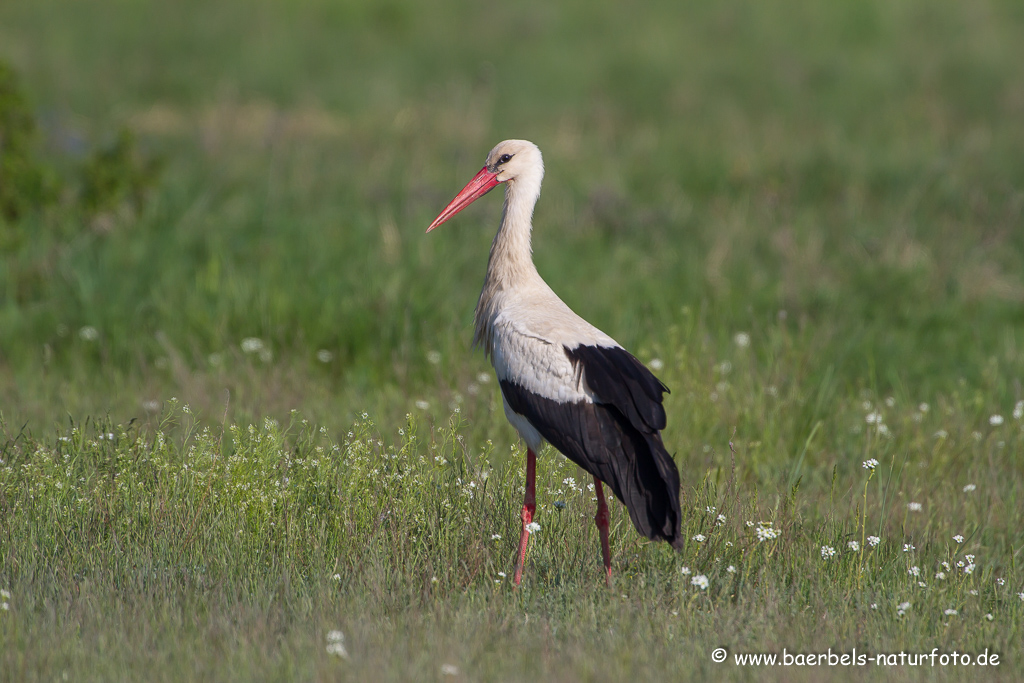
[427,140,683,585]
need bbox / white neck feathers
[474,156,545,350]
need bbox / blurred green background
[2,0,1022,442]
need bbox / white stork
[427,140,683,585]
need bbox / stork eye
[497,153,513,165]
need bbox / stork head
[427,139,544,232]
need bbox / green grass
[1,0,1023,680]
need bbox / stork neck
[485,176,541,287]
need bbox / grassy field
[2,0,1024,680]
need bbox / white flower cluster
[326,630,349,659]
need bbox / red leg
[512,448,537,586]
[594,478,612,585]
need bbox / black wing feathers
[564,344,668,432]
[500,344,683,549]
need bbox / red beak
[426,166,501,232]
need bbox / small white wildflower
[525,522,540,534]
[986,613,994,621]
[935,572,946,580]
[848,541,860,551]
[945,609,958,616]
[726,565,737,574]
[989,414,1004,426]
[79,326,99,341]
[966,554,975,562]
[691,575,709,590]
[706,506,717,514]
[1019,592,1024,602]
[325,630,349,659]
[963,563,976,575]
[919,403,929,413]
[716,514,726,525]
[918,581,927,588]
[491,534,501,541]
[680,566,691,575]
[934,429,948,439]
[692,534,706,542]
[865,412,882,425]
[997,578,1005,586]
[441,664,459,676]
[907,502,922,512]
[734,332,750,348]
[969,589,978,596]
[908,566,920,577]
[1014,400,1024,420]
[963,484,976,493]
[426,350,442,365]
[649,358,664,371]
[745,521,754,528]
[868,536,881,547]
[332,574,341,581]
[431,576,439,584]
[903,544,915,553]
[941,561,951,571]
[415,400,430,410]
[953,534,964,544]
[870,603,878,610]
[316,349,334,363]
[756,525,779,541]
[885,396,896,407]
[821,545,837,559]
[241,337,264,353]
[862,459,879,470]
